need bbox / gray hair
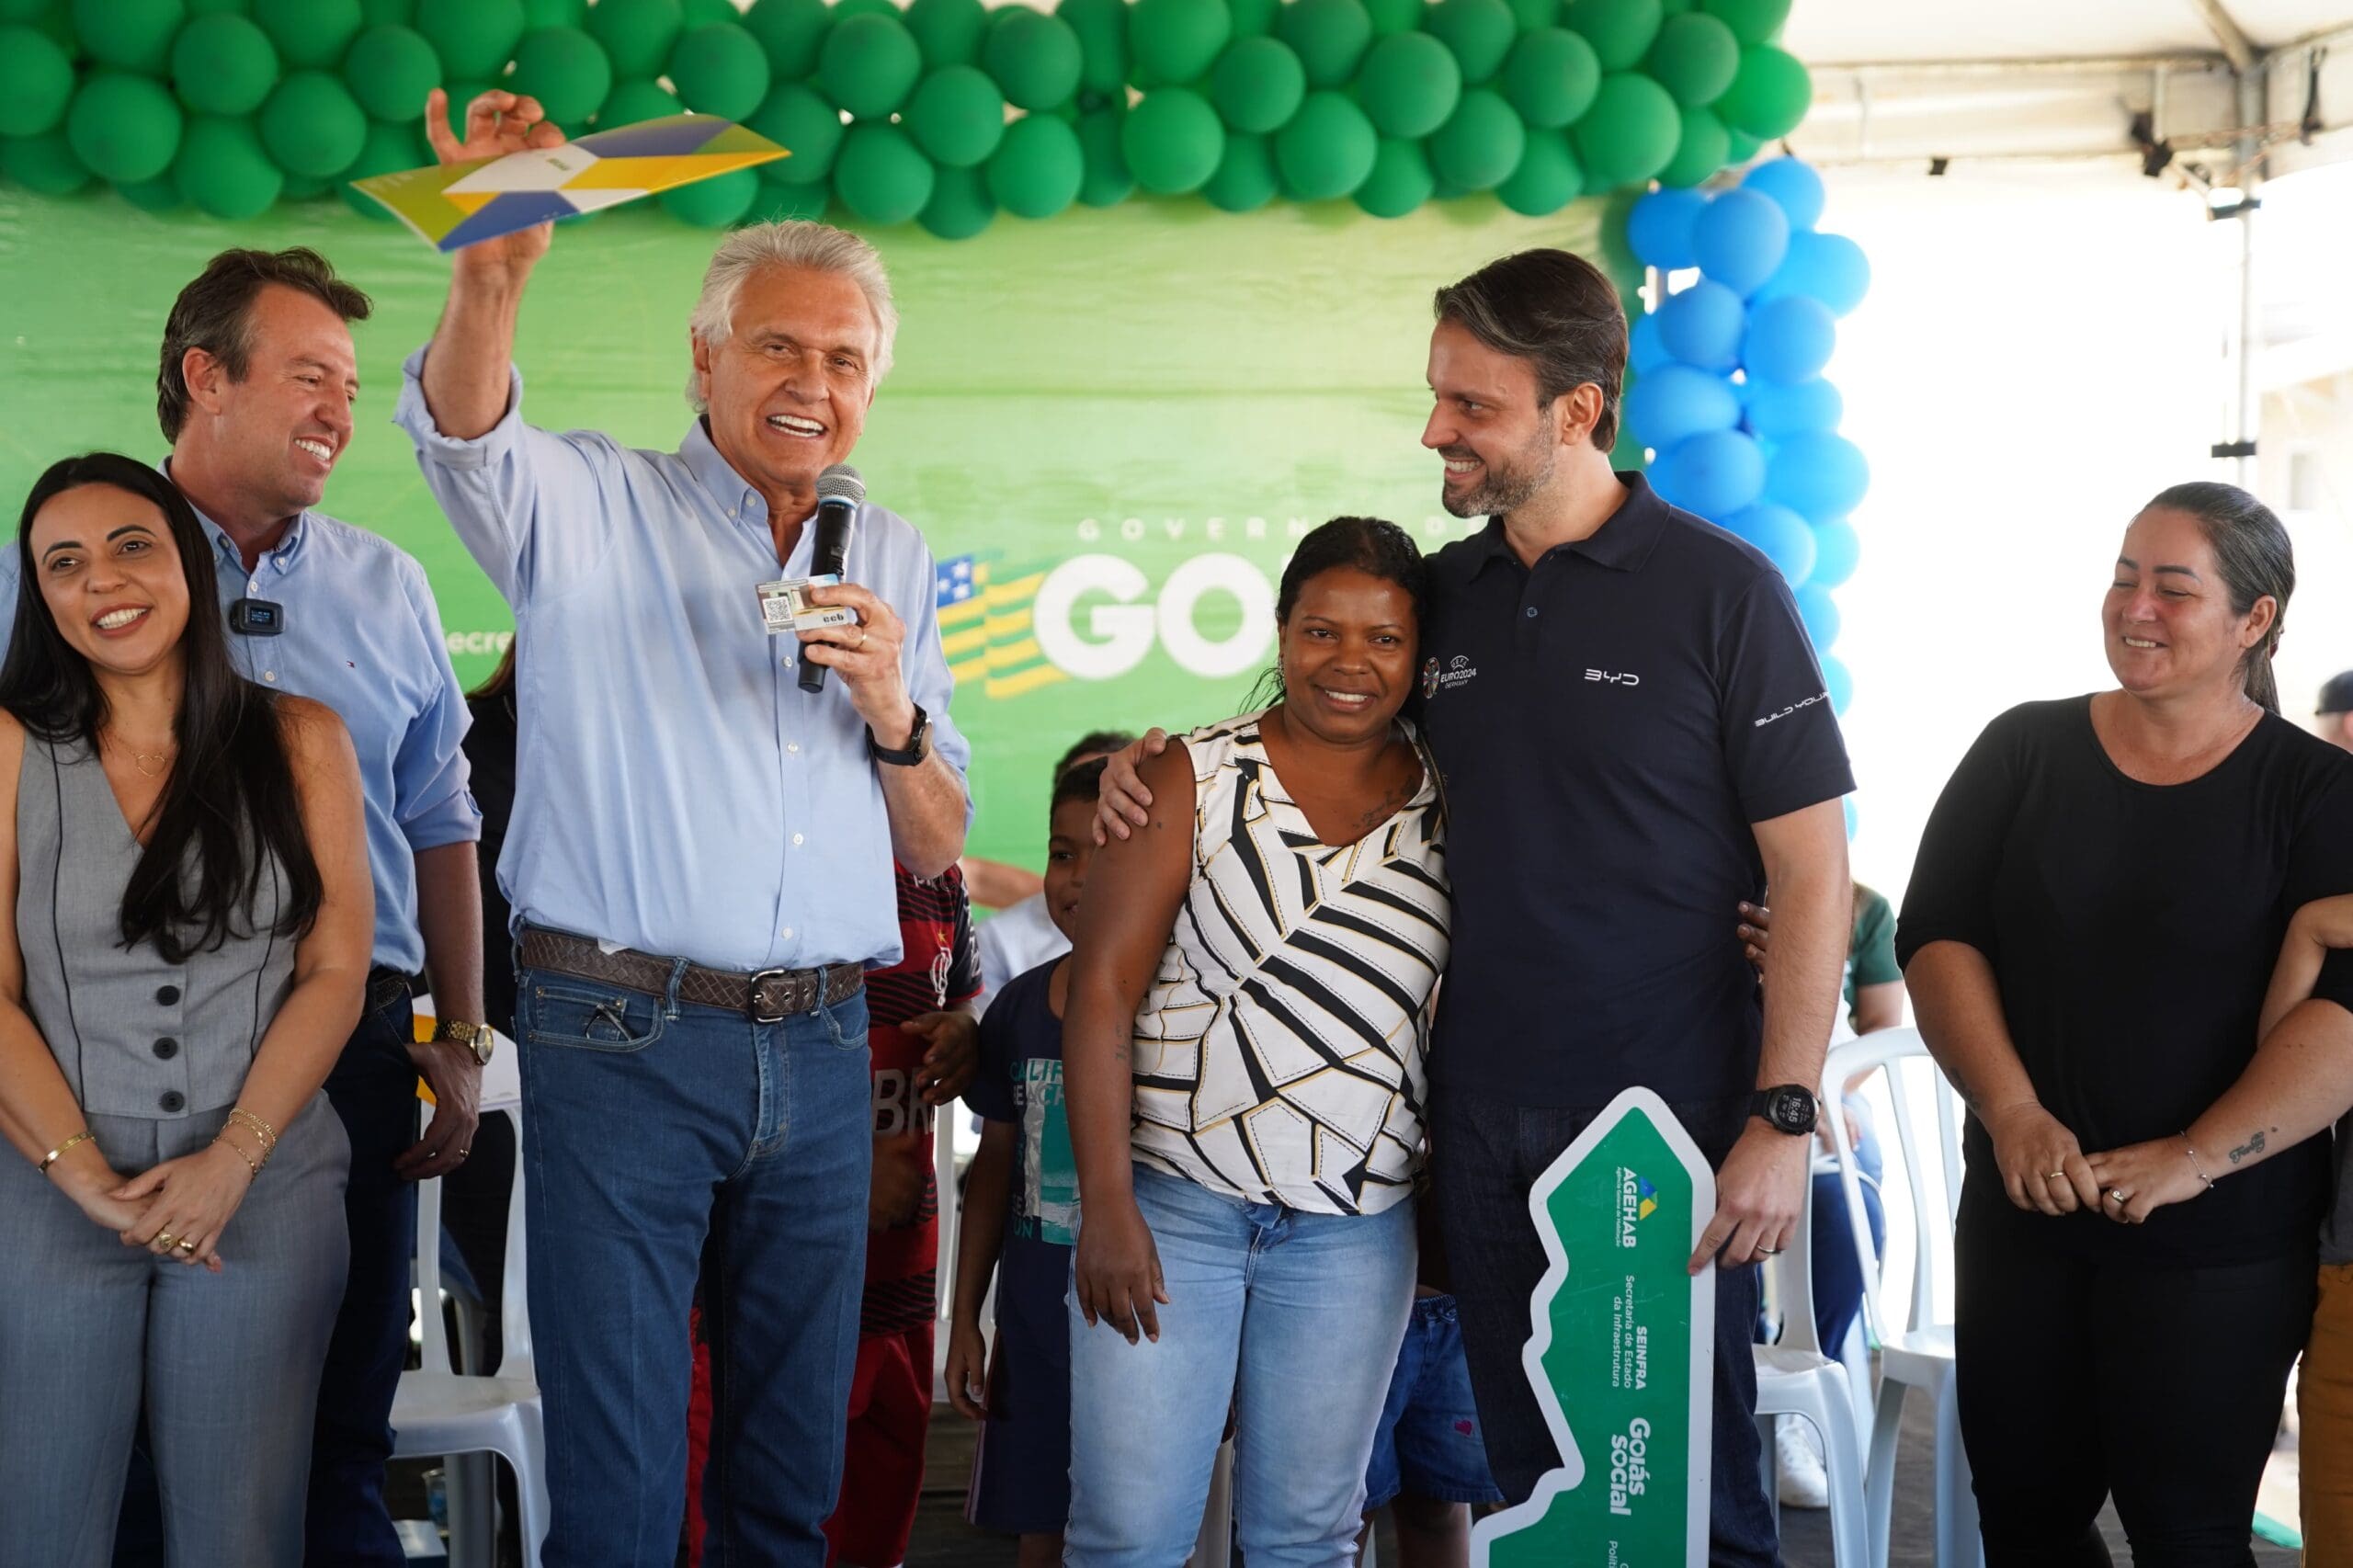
[685,221,899,413]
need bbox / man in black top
[1414,252,1855,1560]
[2319,670,2353,754]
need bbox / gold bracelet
[215,1120,269,1173]
[2180,1133,2218,1192]
[37,1130,94,1174]
[226,1107,279,1153]
[212,1134,261,1178]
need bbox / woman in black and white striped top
[1061,517,1445,1566]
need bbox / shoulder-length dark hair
[2,454,323,962]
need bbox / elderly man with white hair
[396,90,969,1565]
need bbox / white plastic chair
[1753,1138,1874,1568]
[392,1103,550,1566]
[1821,1028,1983,1568]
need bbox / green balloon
[1275,0,1370,88]
[1356,32,1459,139]
[1272,88,1372,200]
[1428,86,1520,190]
[255,0,361,68]
[2,127,92,195]
[906,64,1006,167]
[442,79,494,119]
[756,172,830,221]
[523,0,585,26]
[261,70,366,176]
[905,0,986,68]
[1120,86,1222,193]
[1352,136,1430,217]
[1714,42,1806,138]
[360,0,415,24]
[1496,123,1581,212]
[67,72,183,184]
[1645,9,1737,105]
[1210,36,1304,136]
[1723,123,1757,163]
[1423,0,1513,85]
[0,0,52,17]
[1229,0,1278,38]
[832,0,899,22]
[824,13,923,118]
[1507,0,1556,28]
[74,0,183,74]
[669,22,768,119]
[597,77,683,127]
[1502,27,1598,128]
[661,165,757,226]
[1698,0,1789,47]
[833,122,933,223]
[417,0,525,78]
[1055,0,1128,97]
[343,26,440,122]
[983,9,1082,112]
[1654,100,1724,185]
[681,0,737,26]
[1074,104,1131,205]
[1202,128,1274,210]
[1563,0,1661,72]
[742,0,829,79]
[581,0,677,78]
[1571,69,1677,187]
[918,162,995,237]
[1131,0,1230,87]
[282,170,333,198]
[338,114,426,213]
[509,27,612,124]
[747,81,841,181]
[175,114,283,216]
[984,110,1081,217]
[117,171,186,210]
[0,24,75,136]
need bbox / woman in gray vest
[0,453,372,1567]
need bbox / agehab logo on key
[1608,1417,1654,1517]
[1616,1165,1658,1247]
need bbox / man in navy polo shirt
[1418,249,1853,1560]
[1100,249,1852,1559]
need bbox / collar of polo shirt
[1466,471,1671,578]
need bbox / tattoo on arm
[2228,1128,2272,1166]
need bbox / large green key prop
[1472,1088,1716,1568]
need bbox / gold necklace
[106,735,174,778]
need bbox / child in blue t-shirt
[948,760,1103,1566]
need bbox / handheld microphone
[799,463,865,695]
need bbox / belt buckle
[745,968,796,1024]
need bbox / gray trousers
[0,1095,349,1568]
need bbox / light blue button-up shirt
[392,351,969,972]
[0,488,480,974]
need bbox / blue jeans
[516,960,871,1568]
[1432,1086,1781,1568]
[1065,1165,1417,1568]
[1808,1102,1886,1359]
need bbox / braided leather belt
[518,927,863,1024]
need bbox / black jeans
[1954,1186,2314,1568]
[1431,1085,1779,1568]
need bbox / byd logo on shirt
[1585,668,1641,687]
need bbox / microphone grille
[816,464,866,506]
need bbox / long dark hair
[2145,481,2293,714]
[2,454,323,961]
[1246,517,1431,714]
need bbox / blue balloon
[1795,582,1840,648]
[1691,187,1789,298]
[1822,652,1853,714]
[1624,364,1739,451]
[1745,376,1842,440]
[1628,187,1708,270]
[1655,279,1745,370]
[1767,431,1870,521]
[1742,294,1836,387]
[1653,429,1765,520]
[1742,156,1824,230]
[1630,310,1671,374]
[1842,794,1858,840]
[1755,229,1870,317]
[1808,515,1859,588]
[1722,501,1815,585]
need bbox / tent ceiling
[1785,0,2349,66]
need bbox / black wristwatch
[868,703,930,767]
[1750,1084,1818,1136]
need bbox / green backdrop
[0,185,1601,869]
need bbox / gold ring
[175,1238,196,1253]
[153,1232,176,1250]
[854,628,868,650]
[2046,1169,2066,1181]
[2108,1188,2127,1205]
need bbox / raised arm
[1063,740,1197,1345]
[417,89,563,440]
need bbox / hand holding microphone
[793,465,919,749]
